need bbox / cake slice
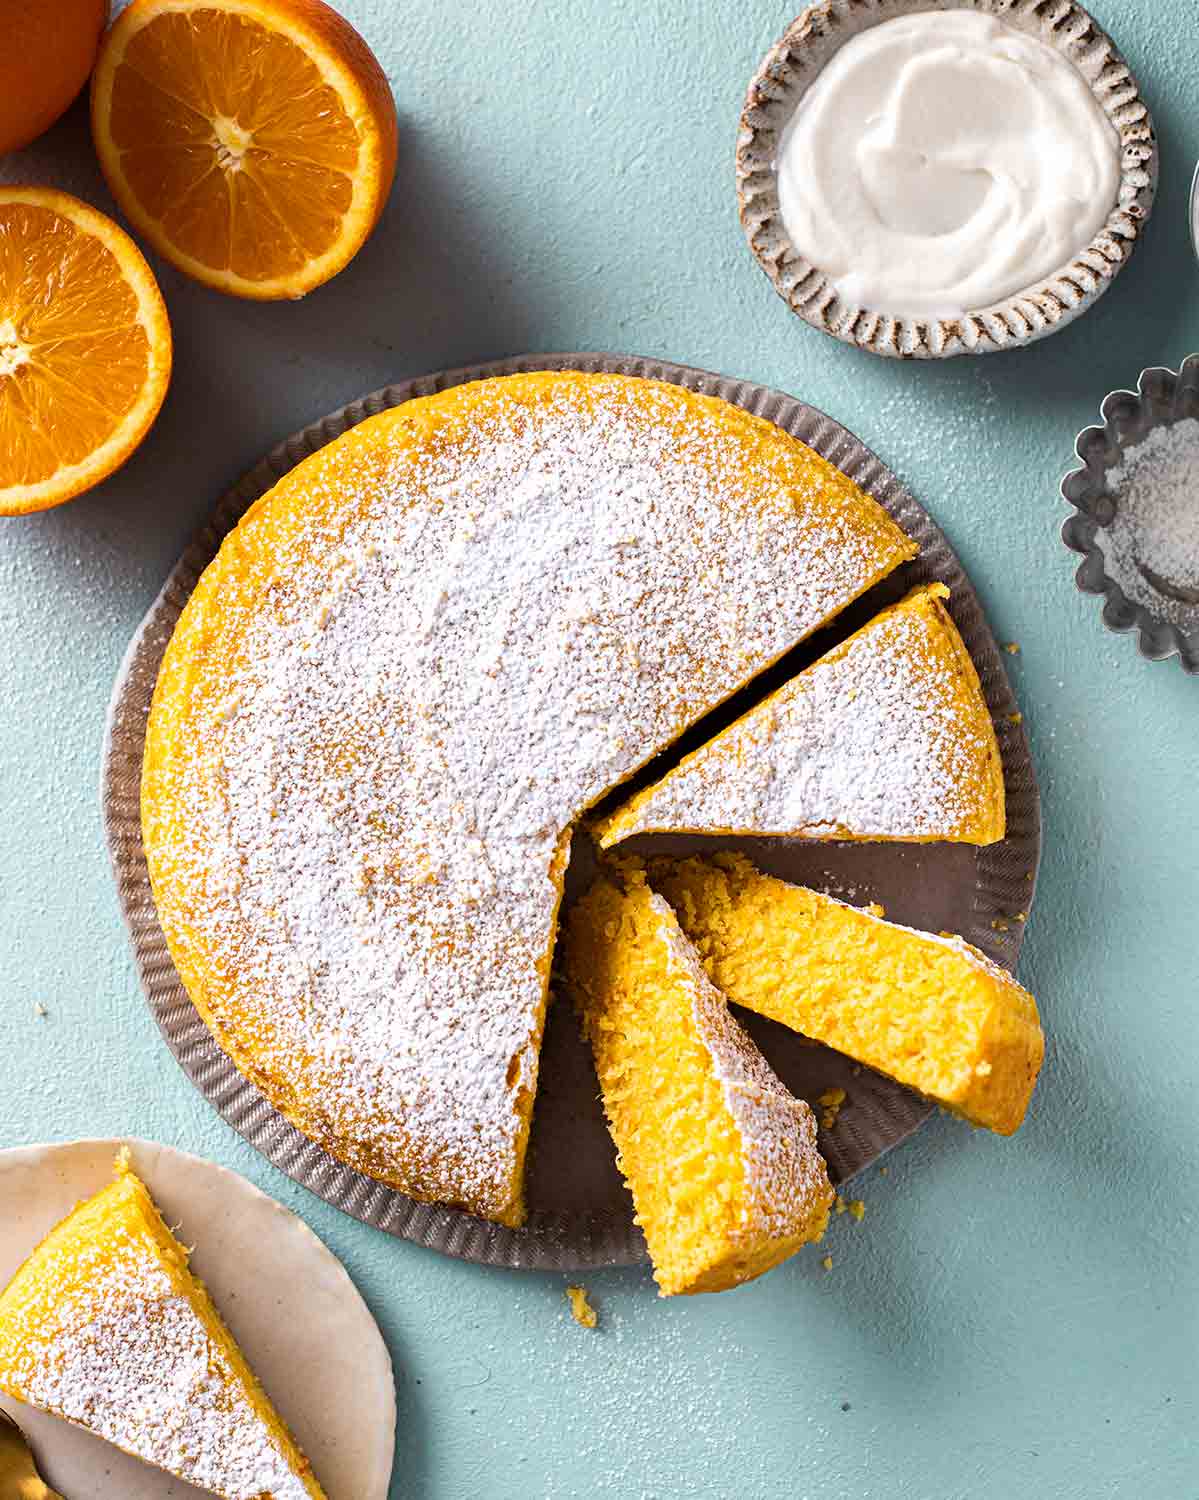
[562,865,833,1295]
[0,1153,324,1500]
[653,853,1043,1135]
[595,584,1005,848]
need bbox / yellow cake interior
[0,1153,324,1500]
[653,853,1043,1136]
[562,865,833,1295]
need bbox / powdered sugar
[599,587,1000,844]
[1096,417,1199,629]
[144,373,911,1221]
[7,1243,310,1499]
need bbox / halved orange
[0,186,171,516]
[90,0,398,300]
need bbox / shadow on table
[4,102,546,607]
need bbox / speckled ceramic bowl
[1061,357,1199,675]
[737,0,1158,358]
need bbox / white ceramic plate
[0,1138,395,1500]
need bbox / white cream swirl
[775,11,1121,318]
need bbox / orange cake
[562,865,833,1295]
[0,1154,323,1500]
[653,854,1043,1135]
[595,584,1005,848]
[142,370,915,1225]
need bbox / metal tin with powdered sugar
[737,0,1157,359]
[102,353,1041,1272]
[1062,356,1199,675]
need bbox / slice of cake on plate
[562,863,833,1295]
[653,853,1043,1135]
[595,584,1005,849]
[0,1152,324,1500]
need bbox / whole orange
[0,0,109,156]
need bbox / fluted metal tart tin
[103,352,1041,1271]
[737,0,1158,359]
[1061,356,1199,675]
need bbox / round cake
[140,371,916,1225]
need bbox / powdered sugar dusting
[145,373,910,1221]
[1095,418,1199,629]
[652,894,832,1241]
[601,587,999,843]
[6,1242,310,1499]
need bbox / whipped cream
[775,11,1121,318]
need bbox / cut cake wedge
[0,1153,324,1500]
[652,854,1043,1135]
[595,585,1005,849]
[562,864,833,1295]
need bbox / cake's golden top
[563,865,833,1295]
[653,854,1043,1135]
[142,370,914,1224]
[596,584,1005,848]
[0,1154,323,1500]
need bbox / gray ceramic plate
[102,352,1041,1270]
[737,0,1157,358]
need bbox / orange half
[90,0,398,300]
[0,187,171,517]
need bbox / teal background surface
[1,1,1195,1495]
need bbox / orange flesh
[108,10,361,282]
[0,204,151,490]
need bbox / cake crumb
[879,1166,889,1177]
[821,1255,833,1272]
[566,1285,597,1329]
[1007,711,1023,725]
[817,1087,847,1130]
[33,1001,47,1019]
[847,1198,865,1222]
[865,902,885,919]
[1014,911,1028,924]
[991,917,1010,932]
[1004,641,1021,655]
